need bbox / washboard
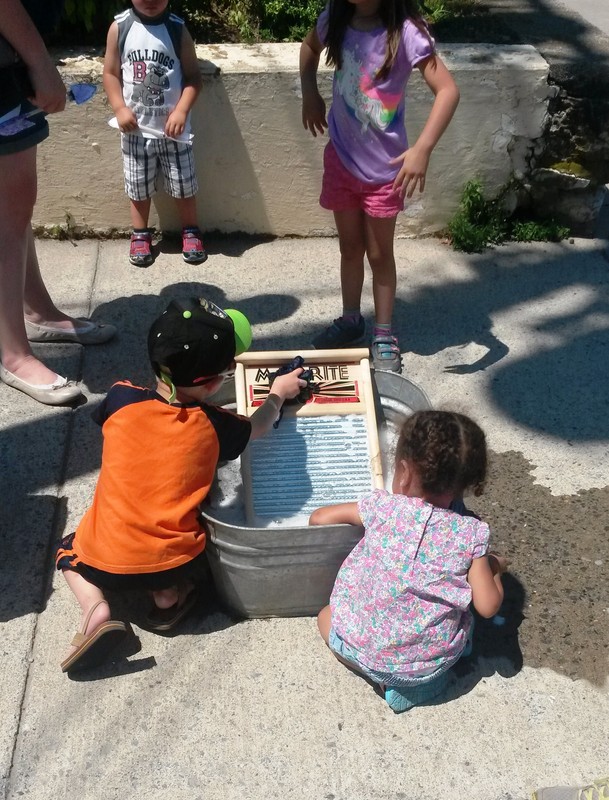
[235,349,383,525]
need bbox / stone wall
[34,43,552,238]
[527,75,609,235]
[472,0,609,235]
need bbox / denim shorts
[328,627,466,688]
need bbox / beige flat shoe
[24,317,117,345]
[532,778,609,800]
[0,364,83,405]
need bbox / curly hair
[395,410,487,497]
[324,0,433,81]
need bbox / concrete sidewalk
[1,234,608,800]
[555,0,609,36]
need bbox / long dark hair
[325,0,432,81]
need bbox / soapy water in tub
[204,412,402,529]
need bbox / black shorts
[0,62,48,156]
[56,531,211,592]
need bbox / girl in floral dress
[310,410,509,712]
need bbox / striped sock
[341,308,362,325]
[373,322,392,338]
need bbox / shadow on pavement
[392,242,609,440]
[66,590,238,682]
[1,242,608,689]
[86,281,302,394]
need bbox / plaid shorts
[121,133,198,201]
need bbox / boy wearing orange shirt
[56,297,305,673]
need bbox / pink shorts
[320,141,404,218]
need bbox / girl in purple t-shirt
[300,0,460,372]
[309,410,510,712]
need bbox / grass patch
[448,180,570,252]
[422,0,482,24]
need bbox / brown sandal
[60,600,129,674]
[146,584,199,632]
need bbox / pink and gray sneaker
[182,227,207,264]
[129,229,153,267]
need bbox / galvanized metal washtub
[201,370,432,618]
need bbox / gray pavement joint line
[88,239,103,319]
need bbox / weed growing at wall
[511,220,570,243]
[448,180,507,252]
[421,0,480,24]
[448,179,570,252]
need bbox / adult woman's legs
[23,228,81,327]
[0,146,60,385]
[23,230,117,348]
[0,145,115,400]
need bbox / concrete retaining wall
[35,43,551,238]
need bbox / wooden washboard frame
[234,349,383,525]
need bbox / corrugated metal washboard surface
[247,414,374,521]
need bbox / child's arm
[391,54,460,198]
[467,552,509,618]
[165,27,202,139]
[309,503,362,527]
[102,21,138,132]
[300,27,327,137]
[248,369,306,440]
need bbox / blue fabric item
[68,84,97,105]
[329,628,456,687]
[384,671,450,713]
[329,619,476,712]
